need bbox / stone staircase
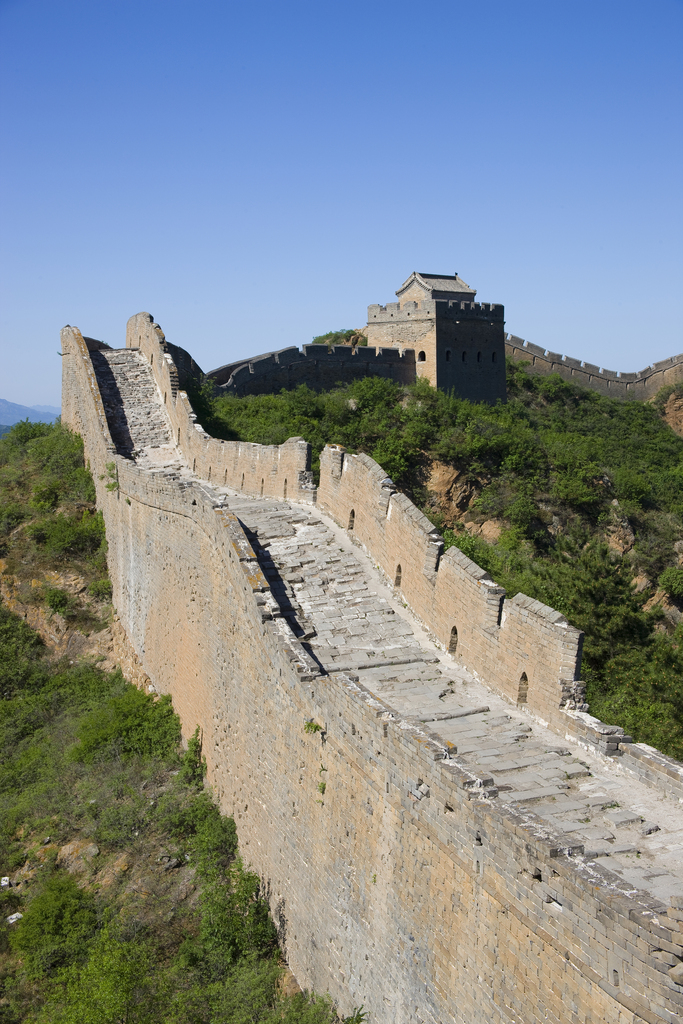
[91,348,172,456]
[227,494,683,906]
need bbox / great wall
[505,337,683,402]
[61,311,683,1024]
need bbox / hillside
[190,362,683,760]
[0,423,358,1024]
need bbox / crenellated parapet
[367,300,505,323]
[207,342,417,396]
[317,445,585,735]
[507,334,683,399]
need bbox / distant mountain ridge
[0,399,60,425]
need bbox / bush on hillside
[659,567,683,599]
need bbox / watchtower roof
[396,271,477,301]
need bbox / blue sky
[1,0,681,406]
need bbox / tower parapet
[366,272,506,402]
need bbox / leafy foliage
[9,874,98,979]
[0,422,110,619]
[178,726,207,788]
[0,603,343,1022]
[311,329,366,348]
[659,567,683,599]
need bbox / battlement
[368,300,504,322]
[208,342,416,396]
[507,334,683,399]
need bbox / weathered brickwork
[506,335,683,400]
[61,314,683,1024]
[316,448,585,734]
[366,300,506,402]
[207,343,417,396]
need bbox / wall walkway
[60,312,683,1024]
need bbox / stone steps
[91,348,171,456]
[220,491,683,904]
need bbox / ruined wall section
[61,323,683,1024]
[125,312,316,503]
[506,335,683,400]
[317,447,584,734]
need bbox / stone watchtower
[366,272,506,402]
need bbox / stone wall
[316,449,584,733]
[125,312,317,503]
[207,342,416,395]
[62,320,683,1024]
[506,334,683,400]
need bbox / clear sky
[1,0,681,407]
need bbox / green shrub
[30,482,60,512]
[94,794,150,847]
[659,567,683,599]
[87,578,112,600]
[0,603,45,697]
[311,328,358,347]
[44,587,76,616]
[33,919,158,1023]
[0,500,27,536]
[71,689,181,763]
[178,726,207,788]
[28,510,105,558]
[10,872,97,978]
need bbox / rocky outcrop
[662,392,683,437]
[424,460,478,526]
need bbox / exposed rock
[56,839,100,874]
[643,589,683,628]
[605,502,635,554]
[0,561,115,664]
[662,393,683,437]
[463,519,503,543]
[425,461,478,527]
[631,575,652,594]
[669,961,683,986]
[97,852,134,888]
[278,966,303,998]
[479,520,503,543]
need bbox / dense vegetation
[0,423,358,1023]
[0,420,111,624]
[190,363,683,759]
